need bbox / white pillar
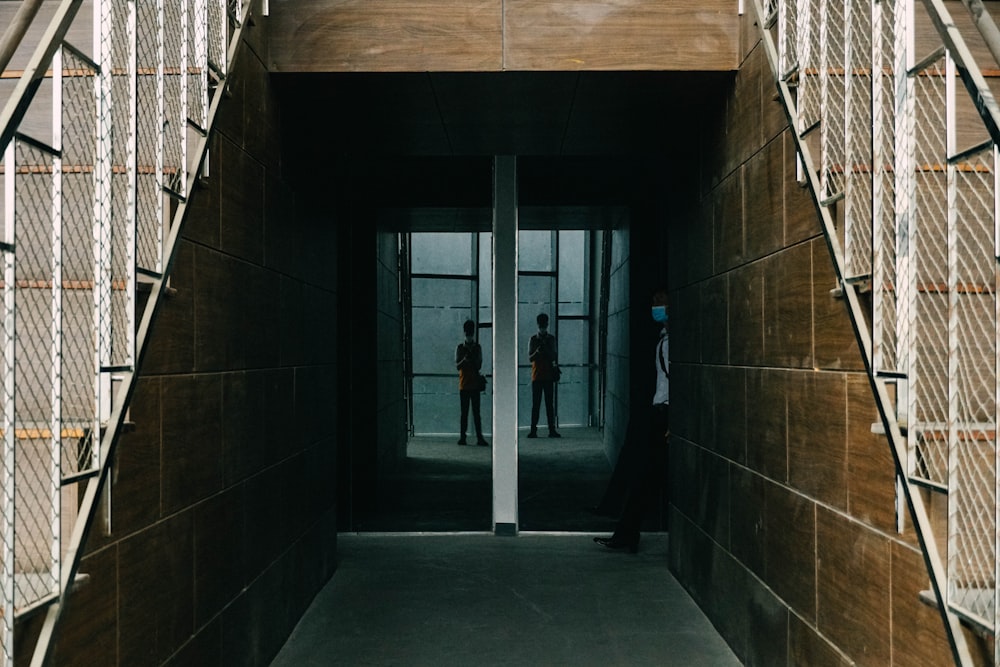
[492,156,518,535]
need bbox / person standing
[527,312,560,438]
[594,290,670,552]
[456,319,488,446]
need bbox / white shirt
[652,328,669,405]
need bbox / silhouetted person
[594,290,670,553]
[527,312,560,438]
[456,319,488,446]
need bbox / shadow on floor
[354,426,665,533]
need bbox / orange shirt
[456,341,482,391]
[529,332,556,382]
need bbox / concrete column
[492,156,518,535]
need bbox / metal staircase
[0,0,250,663]
[752,0,1000,664]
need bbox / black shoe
[457,438,468,446]
[548,431,561,438]
[593,536,638,554]
[527,430,537,438]
[476,438,489,446]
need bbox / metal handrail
[0,0,45,76]
[24,1,250,664]
[0,0,84,154]
[749,0,975,664]
[959,0,1000,70]
[921,0,1000,150]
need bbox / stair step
[919,589,996,640]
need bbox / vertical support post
[155,0,165,274]
[995,149,1000,667]
[179,0,189,192]
[492,155,518,536]
[50,48,64,592]
[2,140,15,667]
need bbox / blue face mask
[651,306,667,323]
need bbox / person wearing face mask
[527,312,560,438]
[456,319,488,446]
[593,289,670,553]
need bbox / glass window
[518,230,554,272]
[556,319,587,366]
[518,275,556,368]
[412,376,460,435]
[409,227,596,433]
[558,230,587,316]
[411,302,471,375]
[411,232,473,275]
[412,277,474,308]
[554,366,587,427]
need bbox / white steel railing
[756,0,1000,665]
[0,0,247,664]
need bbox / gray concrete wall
[28,5,341,664]
[602,227,630,465]
[376,230,407,471]
[665,9,988,666]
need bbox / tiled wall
[665,10,983,666]
[30,9,340,666]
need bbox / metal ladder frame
[749,0,975,664]
[0,1,254,664]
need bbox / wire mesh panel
[12,137,59,615]
[820,0,847,203]
[136,0,165,276]
[906,53,950,486]
[189,0,208,133]
[228,0,242,45]
[947,142,998,630]
[163,0,185,196]
[779,0,799,80]
[843,0,873,281]
[763,0,1000,659]
[97,0,137,373]
[208,0,226,76]
[873,0,901,373]
[60,46,99,479]
[0,0,241,660]
[764,0,779,25]
[797,0,823,133]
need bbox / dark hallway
[15,1,984,662]
[264,69,733,665]
[272,71,724,534]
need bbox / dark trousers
[459,390,483,438]
[530,380,556,432]
[611,404,669,543]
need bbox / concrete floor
[270,533,742,666]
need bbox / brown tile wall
[667,7,989,666]
[31,4,340,665]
